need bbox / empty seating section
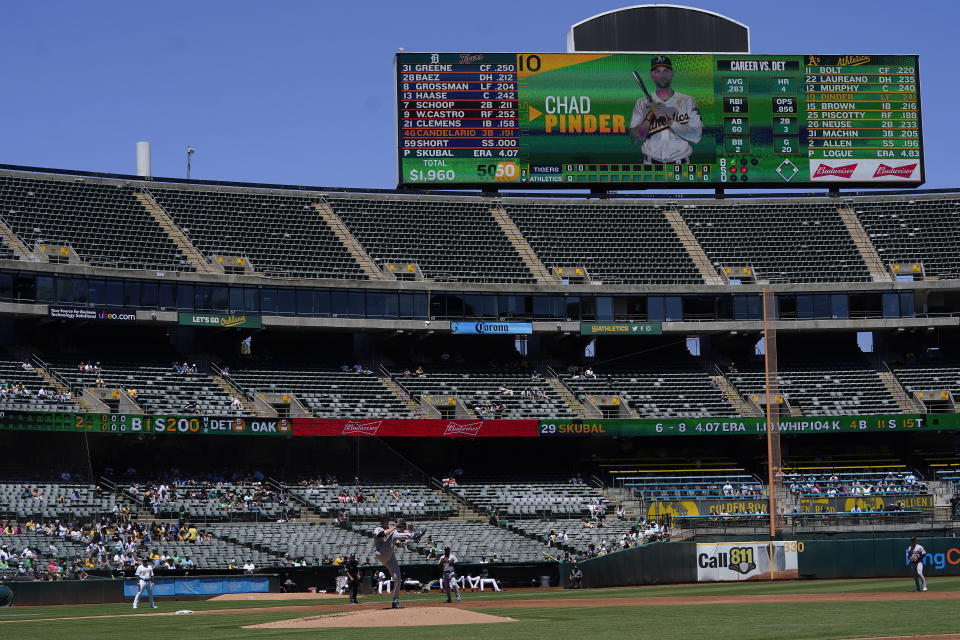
[229,368,412,418]
[0,483,120,520]
[0,239,18,260]
[287,484,456,520]
[394,370,571,418]
[679,202,871,283]
[147,539,277,569]
[728,367,900,415]
[506,202,701,284]
[451,483,607,518]
[0,360,69,411]
[509,517,640,554]
[894,365,960,399]
[415,520,549,562]
[51,362,245,416]
[621,474,764,499]
[0,176,192,271]
[212,522,414,565]
[150,188,364,279]
[854,198,960,280]
[328,196,534,283]
[562,368,738,418]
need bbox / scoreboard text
[396,53,922,189]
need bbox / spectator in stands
[616,505,626,520]
[584,367,597,379]
[243,560,255,574]
[37,386,48,399]
[21,361,33,371]
[415,366,425,377]
[498,385,514,396]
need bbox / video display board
[396,53,922,189]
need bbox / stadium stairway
[210,373,275,418]
[708,369,763,417]
[134,190,219,274]
[0,215,37,261]
[490,205,557,284]
[431,485,488,521]
[662,209,726,285]
[378,373,430,419]
[836,206,891,282]
[545,374,602,419]
[875,367,925,413]
[311,201,389,280]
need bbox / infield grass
[2,577,959,639]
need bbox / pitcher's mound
[244,606,513,629]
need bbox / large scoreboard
[395,53,922,189]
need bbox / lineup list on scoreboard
[396,53,922,188]
[398,53,522,183]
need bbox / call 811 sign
[395,52,922,189]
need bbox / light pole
[187,146,196,179]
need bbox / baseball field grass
[3,577,960,639]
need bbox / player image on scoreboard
[628,55,703,164]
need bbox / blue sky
[1,1,956,189]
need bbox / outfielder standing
[132,558,156,609]
[438,546,461,603]
[907,536,928,592]
[628,55,703,164]
[374,514,425,609]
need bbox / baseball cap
[651,55,672,70]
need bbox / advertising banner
[580,322,662,336]
[799,494,935,513]
[450,321,533,335]
[178,312,262,328]
[696,541,800,581]
[293,418,538,437]
[49,307,137,322]
[647,498,769,519]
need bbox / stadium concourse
[0,165,958,591]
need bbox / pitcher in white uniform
[629,55,703,164]
[374,514,425,609]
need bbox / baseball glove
[397,519,407,531]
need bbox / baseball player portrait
[628,55,703,164]
[438,546,462,603]
[907,536,928,592]
[373,514,425,609]
[132,558,156,609]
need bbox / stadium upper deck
[0,165,957,288]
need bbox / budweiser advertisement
[293,419,538,438]
[809,159,921,182]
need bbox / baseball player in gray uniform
[907,536,928,592]
[438,546,462,603]
[628,55,703,164]
[132,558,156,609]
[374,514,425,608]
